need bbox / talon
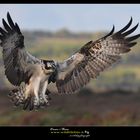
[29,97,34,111]
[43,97,49,104]
[23,96,31,110]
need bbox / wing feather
[0,27,7,35]
[122,23,139,36]
[0,12,41,86]
[55,17,140,94]
[116,17,132,34]
[2,18,12,32]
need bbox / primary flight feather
[0,12,140,110]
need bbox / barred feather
[55,17,140,94]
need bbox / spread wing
[55,17,140,94]
[0,12,41,86]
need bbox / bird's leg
[41,81,49,105]
[22,82,34,110]
[32,77,41,106]
[33,83,40,106]
[24,76,40,108]
[24,84,31,99]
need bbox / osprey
[0,12,140,110]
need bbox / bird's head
[42,60,56,74]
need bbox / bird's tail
[8,88,52,111]
[8,88,25,107]
[8,88,38,110]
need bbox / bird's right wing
[0,12,41,86]
[54,17,140,94]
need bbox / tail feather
[9,88,52,111]
[9,88,25,107]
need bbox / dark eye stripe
[45,65,51,70]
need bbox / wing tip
[117,17,133,34]
[111,24,115,34]
[7,11,16,28]
[128,42,137,48]
[5,11,22,35]
[126,33,140,42]
[129,16,133,25]
[130,16,133,22]
[7,11,10,19]
[122,23,139,37]
[15,22,21,34]
[2,18,6,27]
[103,25,115,38]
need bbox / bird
[0,12,140,111]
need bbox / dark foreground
[0,88,140,125]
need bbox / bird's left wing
[0,12,41,86]
[54,18,140,94]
